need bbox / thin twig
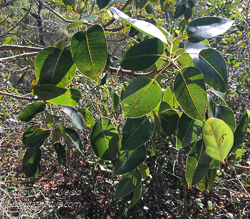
[0,45,43,52]
[0,0,18,9]
[0,52,39,63]
[224,162,250,169]
[0,91,37,101]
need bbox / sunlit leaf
[61,106,84,131]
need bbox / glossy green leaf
[54,143,66,167]
[122,77,162,118]
[25,128,50,148]
[112,92,120,112]
[70,25,107,82]
[230,111,249,153]
[208,88,227,105]
[35,47,76,87]
[115,169,142,199]
[64,128,83,155]
[186,140,212,186]
[186,17,234,43]
[114,145,146,176]
[177,113,203,149]
[122,116,154,150]
[193,48,228,92]
[33,85,81,106]
[207,94,215,118]
[215,105,235,132]
[121,38,164,71]
[18,102,46,122]
[23,148,41,178]
[110,7,167,44]
[90,117,120,160]
[128,183,142,209]
[196,169,216,191]
[61,106,84,131]
[163,87,179,109]
[174,67,207,121]
[78,108,95,128]
[97,0,110,9]
[22,125,40,145]
[175,49,194,67]
[203,118,234,162]
[159,109,179,137]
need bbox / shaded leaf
[78,108,95,128]
[112,92,120,112]
[114,145,147,175]
[35,47,76,87]
[122,77,162,118]
[163,87,179,109]
[23,148,41,178]
[128,183,142,209]
[115,169,142,199]
[90,117,120,160]
[159,109,179,137]
[121,38,164,71]
[196,169,216,191]
[64,128,83,155]
[18,102,46,122]
[25,128,50,148]
[207,94,215,118]
[22,125,40,145]
[193,48,228,92]
[177,113,203,149]
[122,116,154,151]
[174,4,186,18]
[54,143,66,167]
[215,105,235,132]
[97,0,110,9]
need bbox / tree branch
[0,52,39,63]
[103,0,132,28]
[224,162,250,170]
[0,91,37,101]
[0,45,43,52]
[0,0,18,9]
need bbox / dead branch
[0,91,37,101]
[224,162,250,170]
[0,45,43,52]
[0,52,39,63]
[0,0,18,9]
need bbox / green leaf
[159,109,179,137]
[52,128,61,144]
[23,148,41,178]
[78,108,95,128]
[207,94,215,118]
[90,117,120,160]
[97,0,110,9]
[134,0,147,8]
[186,140,212,187]
[193,48,228,92]
[196,169,216,191]
[122,77,162,118]
[215,105,235,132]
[138,163,150,179]
[203,118,234,162]
[35,47,76,87]
[114,145,147,176]
[112,92,120,112]
[176,113,203,149]
[70,25,107,82]
[18,102,46,122]
[185,7,192,21]
[61,106,84,131]
[110,7,168,44]
[230,111,249,153]
[174,4,186,18]
[54,143,66,167]
[22,125,40,145]
[128,183,142,209]
[25,128,50,148]
[64,128,83,155]
[208,88,227,105]
[186,17,234,43]
[121,38,164,71]
[122,116,154,150]
[33,85,81,106]
[163,87,179,109]
[174,67,207,121]
[179,40,209,59]
[115,169,142,199]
